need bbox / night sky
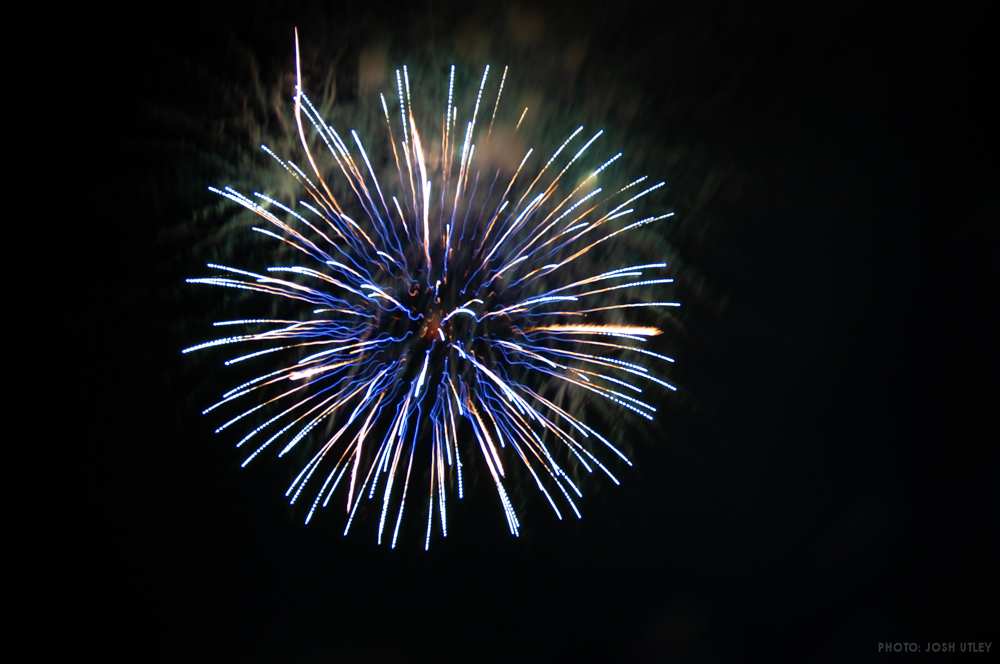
[59,1,995,661]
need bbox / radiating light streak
[524,324,663,337]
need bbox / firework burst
[184,31,679,548]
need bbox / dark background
[58,1,995,661]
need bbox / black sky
[57,1,995,661]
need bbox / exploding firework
[184,31,678,548]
